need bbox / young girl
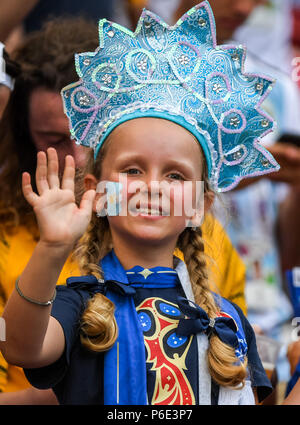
[2,1,278,405]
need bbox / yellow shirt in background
[0,215,246,392]
[0,225,80,393]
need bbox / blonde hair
[75,133,247,388]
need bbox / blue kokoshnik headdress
[61,0,279,192]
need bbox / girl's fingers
[35,151,49,195]
[61,155,75,192]
[22,172,39,206]
[47,148,60,188]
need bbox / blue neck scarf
[101,250,147,405]
[100,250,180,405]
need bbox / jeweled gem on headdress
[261,119,269,128]
[233,151,243,160]
[230,116,240,128]
[261,158,270,167]
[255,82,263,91]
[107,30,115,37]
[231,53,239,61]
[102,74,112,84]
[178,54,190,65]
[83,58,91,66]
[198,18,206,27]
[212,83,222,93]
[79,94,90,106]
[137,59,148,71]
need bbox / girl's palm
[22,148,95,246]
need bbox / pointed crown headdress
[61,1,279,192]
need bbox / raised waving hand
[22,148,95,248]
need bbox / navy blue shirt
[24,272,272,404]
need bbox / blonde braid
[177,227,248,388]
[74,215,112,278]
[177,227,217,313]
[72,138,118,352]
[74,212,118,352]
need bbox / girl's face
[96,118,206,248]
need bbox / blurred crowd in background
[0,0,300,405]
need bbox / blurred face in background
[208,0,268,42]
[29,88,88,172]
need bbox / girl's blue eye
[126,168,140,175]
[168,173,184,180]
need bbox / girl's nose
[140,172,162,199]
